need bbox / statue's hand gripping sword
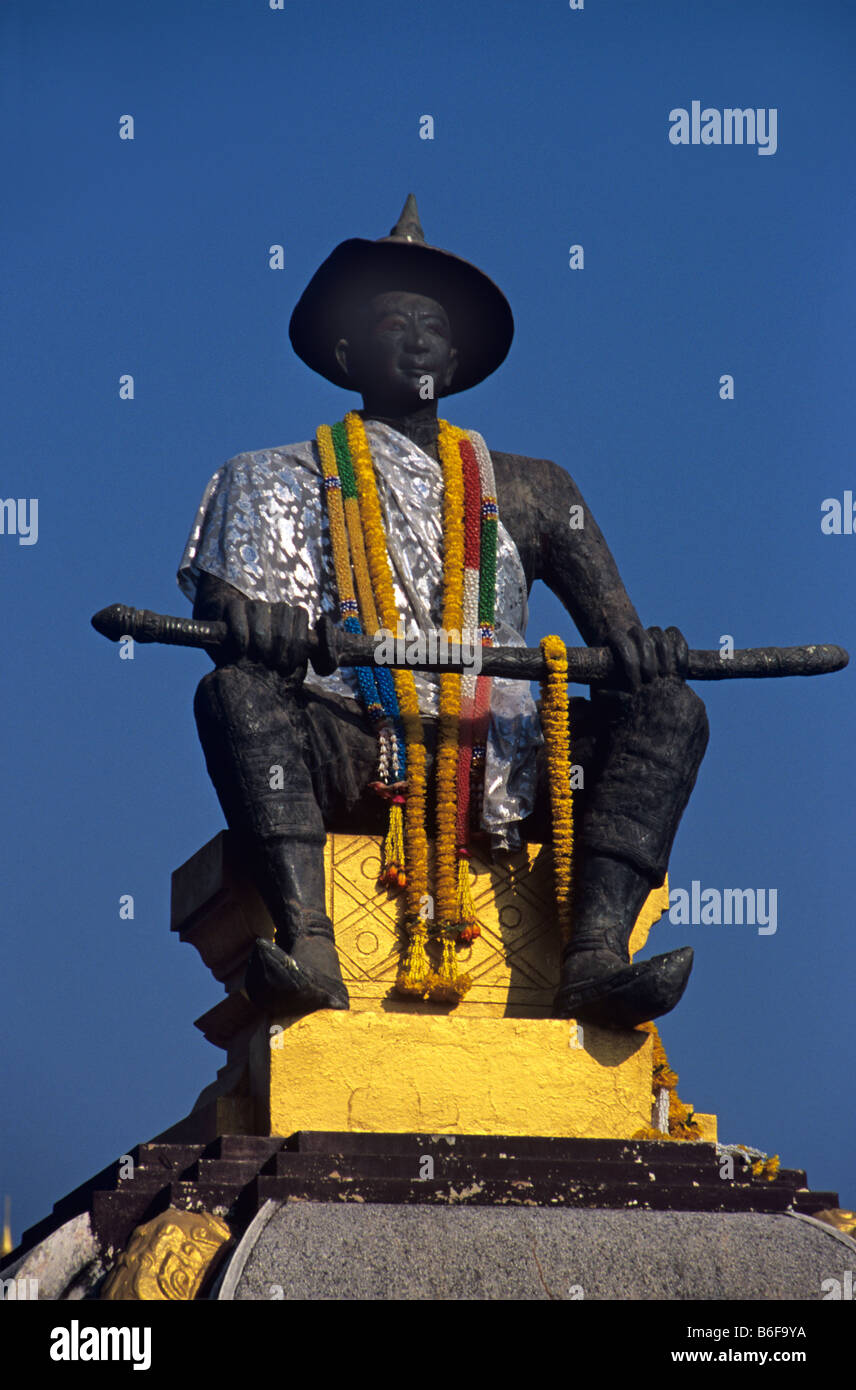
[91,604,849,684]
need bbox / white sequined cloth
[178,420,542,849]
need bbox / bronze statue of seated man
[179,197,708,1029]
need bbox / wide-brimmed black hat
[288,195,514,396]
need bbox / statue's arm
[191,569,248,624]
[493,452,691,687]
[191,569,311,678]
[542,460,645,645]
[492,452,642,645]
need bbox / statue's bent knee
[193,664,325,844]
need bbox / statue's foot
[245,936,349,1016]
[553,945,693,1029]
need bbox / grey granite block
[217,1202,856,1301]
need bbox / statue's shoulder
[209,441,320,489]
[223,441,318,470]
[489,449,577,506]
[489,448,567,474]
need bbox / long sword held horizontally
[91,604,849,684]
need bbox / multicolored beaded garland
[316,413,499,1002]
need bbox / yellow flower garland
[335,424,581,1003]
[316,425,357,606]
[632,1023,779,1170]
[343,412,476,1000]
[539,635,574,944]
[427,421,470,1001]
[343,490,381,638]
[344,412,431,993]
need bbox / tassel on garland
[456,852,481,944]
[426,924,472,1002]
[395,912,431,996]
[380,796,406,889]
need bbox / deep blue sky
[3,0,854,1244]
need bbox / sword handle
[92,603,227,650]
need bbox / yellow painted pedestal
[256,1010,655,1139]
[172,832,716,1143]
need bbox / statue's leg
[193,664,378,1015]
[550,676,709,1027]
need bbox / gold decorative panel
[101,1209,231,1301]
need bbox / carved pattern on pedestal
[325,835,669,1016]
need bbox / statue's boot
[192,665,351,1017]
[553,853,692,1028]
[244,836,349,1016]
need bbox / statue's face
[335,290,458,407]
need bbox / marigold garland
[631,1021,700,1141]
[318,423,407,890]
[433,420,466,911]
[452,437,483,939]
[343,413,432,994]
[338,414,488,1000]
[539,635,574,944]
[329,421,408,884]
[749,1153,781,1181]
[316,425,358,620]
[422,421,473,1000]
[317,416,576,1004]
[632,1024,779,1171]
[331,422,382,638]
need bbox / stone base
[216,1203,856,1301]
[5,1131,844,1298]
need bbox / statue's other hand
[221,598,312,681]
[609,625,689,690]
